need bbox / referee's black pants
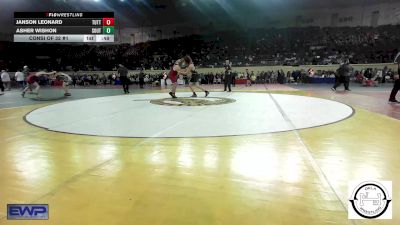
[121,76,130,93]
[0,79,4,92]
[389,80,400,101]
[333,76,350,90]
[224,76,232,92]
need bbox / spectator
[1,70,11,91]
[15,69,25,89]
[245,69,251,86]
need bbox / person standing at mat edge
[1,70,11,91]
[15,69,25,89]
[118,64,130,94]
[246,69,252,86]
[331,59,352,91]
[388,63,400,103]
[138,68,145,89]
[0,75,4,95]
[22,65,29,85]
[224,60,232,92]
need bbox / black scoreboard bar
[14,12,114,18]
[14,12,115,43]
[15,19,110,26]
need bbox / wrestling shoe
[191,93,197,97]
[205,91,209,97]
[21,92,25,98]
[388,99,400,104]
[169,92,177,98]
[331,87,336,91]
[64,93,71,96]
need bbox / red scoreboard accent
[102,18,114,26]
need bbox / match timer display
[14,12,115,43]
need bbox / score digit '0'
[102,18,114,26]
[103,26,114,34]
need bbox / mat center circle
[24,92,354,138]
[150,97,235,106]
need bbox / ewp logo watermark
[348,181,392,219]
[7,204,49,220]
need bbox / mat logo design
[150,97,235,106]
[7,204,49,220]
[348,181,392,219]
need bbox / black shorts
[120,76,130,84]
[190,74,199,83]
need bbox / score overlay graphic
[14,12,114,43]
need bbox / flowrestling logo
[348,181,392,219]
[7,204,49,220]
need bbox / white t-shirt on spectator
[15,71,24,81]
[1,72,10,82]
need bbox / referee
[118,64,130,94]
[0,75,4,95]
[389,63,400,103]
[224,60,232,92]
[331,59,352,91]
